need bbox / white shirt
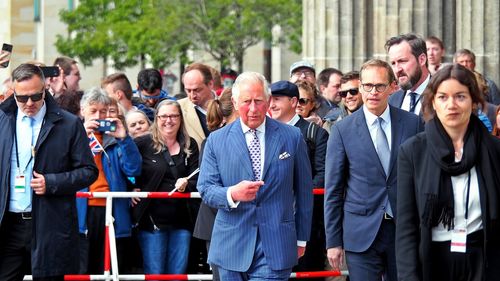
[227,119,266,207]
[9,103,46,212]
[363,105,392,150]
[401,74,430,114]
[432,165,482,241]
[286,114,301,126]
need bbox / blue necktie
[375,117,390,176]
[248,129,261,180]
[20,116,35,210]
[375,117,393,216]
[409,92,418,113]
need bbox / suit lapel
[184,100,205,140]
[262,118,280,179]
[229,120,254,179]
[356,110,388,178]
[388,107,403,178]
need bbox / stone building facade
[302,0,499,84]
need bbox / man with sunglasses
[136,68,174,109]
[323,71,363,131]
[324,59,423,281]
[0,63,98,280]
[269,80,329,280]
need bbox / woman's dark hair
[206,87,234,131]
[422,64,484,122]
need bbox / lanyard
[464,170,472,221]
[14,118,35,174]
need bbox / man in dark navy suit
[324,59,423,281]
[269,81,329,279]
[385,33,431,115]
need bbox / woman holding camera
[132,99,199,275]
[396,64,500,281]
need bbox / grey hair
[231,72,271,101]
[80,87,112,109]
[12,63,45,83]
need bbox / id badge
[14,175,26,193]
[450,228,467,253]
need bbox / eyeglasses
[14,91,44,103]
[292,70,315,78]
[157,114,180,121]
[339,88,359,98]
[298,98,311,105]
[361,83,389,93]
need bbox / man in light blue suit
[324,59,423,281]
[198,71,313,280]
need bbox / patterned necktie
[409,92,417,113]
[375,117,390,176]
[248,129,261,180]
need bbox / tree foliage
[56,0,301,72]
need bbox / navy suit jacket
[388,89,405,108]
[197,117,313,271]
[324,106,423,252]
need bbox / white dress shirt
[363,105,392,150]
[400,74,430,114]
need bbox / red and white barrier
[23,270,347,280]
[24,188,333,281]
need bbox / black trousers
[79,206,132,274]
[430,230,484,281]
[0,212,33,281]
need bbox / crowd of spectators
[1,32,500,281]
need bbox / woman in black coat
[132,99,199,275]
[396,64,500,281]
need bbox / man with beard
[385,33,430,115]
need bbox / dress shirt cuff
[227,185,240,208]
[297,240,307,247]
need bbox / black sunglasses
[14,91,44,103]
[298,98,311,105]
[339,89,359,98]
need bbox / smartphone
[41,66,60,78]
[95,119,117,132]
[0,43,13,68]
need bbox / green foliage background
[56,0,302,71]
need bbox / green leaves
[55,0,301,71]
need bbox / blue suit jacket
[388,89,405,108]
[197,117,313,271]
[324,106,423,252]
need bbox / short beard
[399,67,422,91]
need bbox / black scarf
[422,114,500,230]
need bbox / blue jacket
[76,134,142,238]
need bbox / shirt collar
[240,117,266,135]
[287,114,301,126]
[407,74,431,96]
[363,104,391,125]
[17,101,47,124]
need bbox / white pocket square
[279,152,291,160]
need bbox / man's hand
[298,246,306,258]
[131,188,141,206]
[47,65,66,94]
[84,119,100,135]
[327,247,344,270]
[31,171,46,195]
[105,117,127,139]
[230,180,264,202]
[174,178,188,192]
